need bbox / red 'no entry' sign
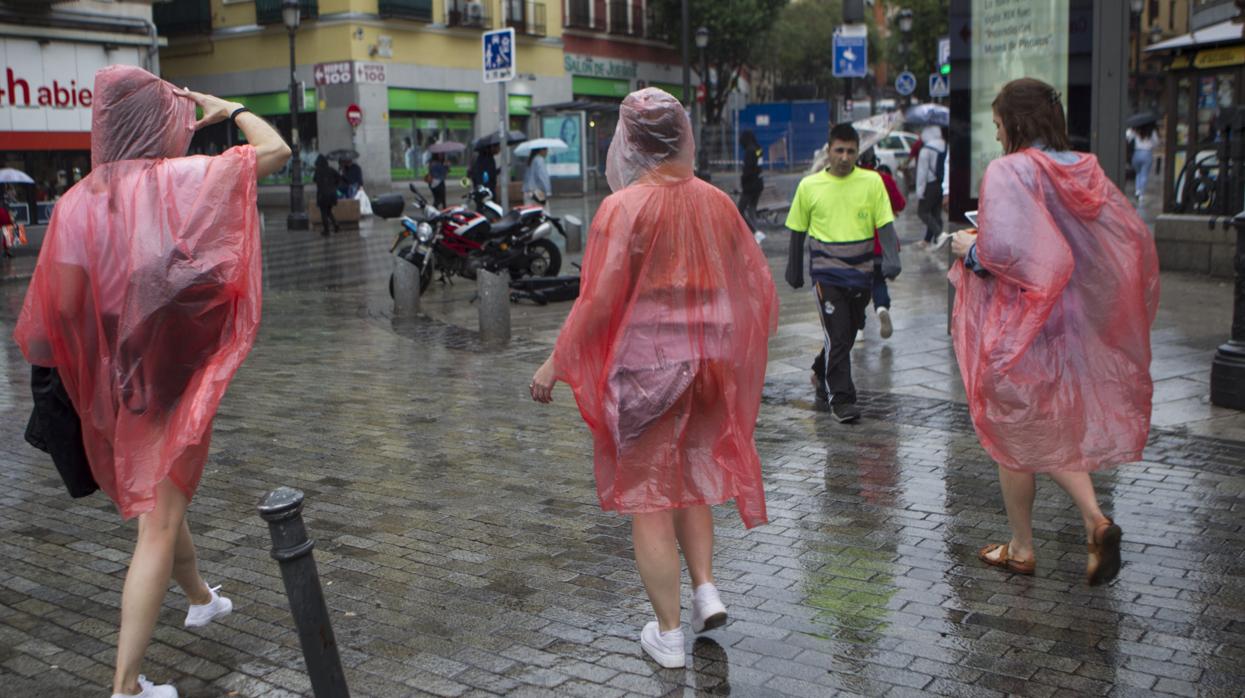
[346,103,362,127]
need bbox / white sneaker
[690,583,728,633]
[855,329,865,343]
[111,675,178,698]
[184,585,232,628]
[930,232,953,251]
[877,307,893,339]
[753,230,767,244]
[640,621,685,668]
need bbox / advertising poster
[970,0,1069,193]
[544,113,583,178]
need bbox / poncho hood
[91,64,195,168]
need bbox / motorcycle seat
[487,211,524,237]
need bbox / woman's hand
[950,229,977,258]
[174,88,243,131]
[530,356,557,403]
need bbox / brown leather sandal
[1087,518,1123,586]
[977,543,1036,575]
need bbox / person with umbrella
[313,154,343,235]
[523,146,551,206]
[339,156,363,198]
[427,152,449,208]
[469,142,500,201]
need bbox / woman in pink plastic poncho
[529,88,778,668]
[14,66,290,698]
[948,78,1159,587]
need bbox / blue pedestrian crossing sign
[832,30,868,78]
[895,71,917,97]
[483,28,515,83]
[929,73,950,98]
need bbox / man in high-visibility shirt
[785,123,902,423]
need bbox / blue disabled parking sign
[483,28,515,83]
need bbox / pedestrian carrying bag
[25,366,99,498]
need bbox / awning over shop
[226,90,316,116]
[387,88,478,113]
[530,99,621,114]
[1147,19,1243,52]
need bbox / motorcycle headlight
[416,221,435,243]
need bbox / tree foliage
[648,0,787,124]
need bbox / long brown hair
[992,77,1071,154]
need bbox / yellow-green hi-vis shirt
[785,167,895,289]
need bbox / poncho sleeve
[553,195,633,433]
[971,156,1074,372]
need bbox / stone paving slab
[0,205,1243,697]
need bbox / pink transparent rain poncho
[950,149,1160,472]
[553,88,779,527]
[14,65,262,519]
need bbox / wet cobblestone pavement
[1,202,1244,697]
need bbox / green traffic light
[940,64,951,75]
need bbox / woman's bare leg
[673,505,715,589]
[989,466,1037,563]
[172,519,211,605]
[632,511,681,631]
[1047,471,1109,541]
[112,479,190,695]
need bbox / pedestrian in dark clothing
[857,151,905,341]
[915,125,947,245]
[427,153,449,209]
[470,144,500,201]
[340,158,363,198]
[737,130,764,231]
[314,155,342,234]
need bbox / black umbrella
[326,148,361,161]
[1126,111,1159,128]
[473,130,528,150]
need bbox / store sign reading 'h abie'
[0,68,92,108]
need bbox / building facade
[0,0,164,223]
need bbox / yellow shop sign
[1194,46,1245,69]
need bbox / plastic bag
[949,149,1159,472]
[355,186,373,216]
[554,88,779,528]
[13,65,262,519]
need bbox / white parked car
[873,130,919,186]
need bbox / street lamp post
[898,8,913,109]
[283,0,308,231]
[695,26,709,176]
[1130,0,1143,114]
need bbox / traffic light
[940,64,951,75]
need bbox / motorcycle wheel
[524,239,561,277]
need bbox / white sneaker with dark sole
[691,583,728,633]
[111,674,178,698]
[640,621,685,668]
[184,585,232,628]
[877,307,893,339]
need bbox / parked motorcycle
[374,185,568,298]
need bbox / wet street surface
[1,199,1243,697]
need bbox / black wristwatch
[228,106,251,125]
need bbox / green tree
[883,0,949,101]
[649,0,787,124]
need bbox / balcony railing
[379,0,433,22]
[153,0,212,36]
[505,1,547,36]
[446,0,491,29]
[564,0,604,31]
[255,0,318,25]
[608,0,641,37]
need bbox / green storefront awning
[572,76,629,99]
[388,88,478,113]
[226,89,316,116]
[508,94,532,116]
[649,82,685,100]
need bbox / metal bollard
[563,215,583,253]
[477,267,511,346]
[392,259,421,315]
[1211,210,1245,409]
[258,487,350,698]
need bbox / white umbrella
[0,168,34,184]
[514,138,569,157]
